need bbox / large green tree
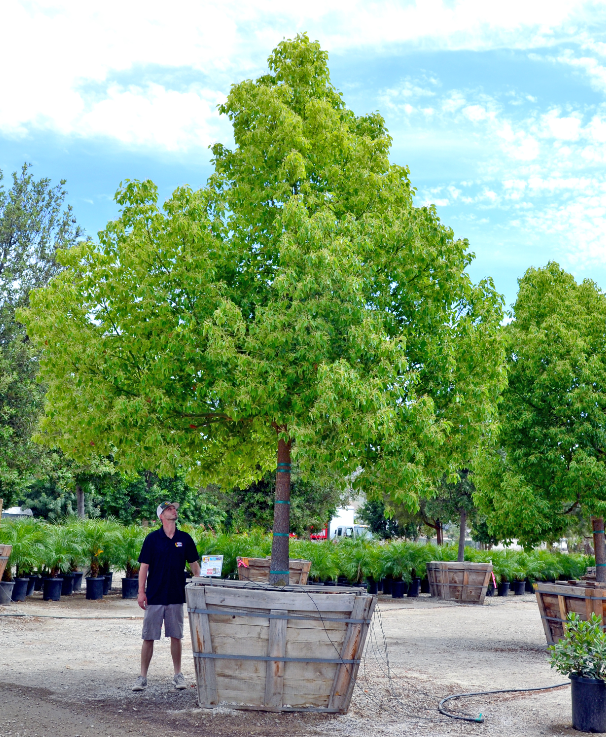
[22,35,503,584]
[475,263,606,574]
[0,165,83,506]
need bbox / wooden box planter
[535,581,606,645]
[237,557,311,585]
[186,578,376,713]
[426,561,492,605]
[0,544,12,580]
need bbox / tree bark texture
[76,485,85,519]
[457,508,467,563]
[593,517,606,583]
[269,432,291,586]
[436,520,443,546]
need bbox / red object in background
[310,526,328,540]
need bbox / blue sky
[2,1,606,309]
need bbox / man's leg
[141,639,154,677]
[170,637,182,675]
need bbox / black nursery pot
[11,577,29,602]
[86,576,104,600]
[26,576,37,596]
[33,575,44,591]
[407,578,421,598]
[103,572,113,595]
[61,572,75,596]
[366,578,379,595]
[72,571,84,592]
[43,577,63,601]
[486,583,495,597]
[382,577,393,595]
[513,580,526,596]
[571,674,606,733]
[525,578,535,594]
[122,577,139,599]
[392,580,406,599]
[420,578,430,594]
[0,581,15,604]
[498,581,511,597]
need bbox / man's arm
[190,560,201,577]
[138,563,149,610]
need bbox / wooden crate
[186,578,376,713]
[237,557,311,585]
[426,561,492,604]
[0,544,12,581]
[535,581,606,645]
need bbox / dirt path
[0,589,577,737]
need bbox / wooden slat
[187,588,218,706]
[534,588,554,645]
[265,609,287,708]
[336,595,377,713]
[203,587,357,612]
[328,596,367,712]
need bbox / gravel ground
[0,588,580,737]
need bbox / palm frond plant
[42,524,82,578]
[291,540,339,582]
[0,519,46,580]
[96,518,122,575]
[334,538,378,584]
[79,519,112,577]
[379,541,415,583]
[114,524,147,578]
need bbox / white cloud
[1,0,604,150]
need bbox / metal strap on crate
[539,591,606,601]
[193,652,360,664]
[187,606,368,624]
[541,614,606,629]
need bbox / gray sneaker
[172,672,187,690]
[132,676,147,691]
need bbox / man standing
[132,501,201,691]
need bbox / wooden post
[264,609,287,708]
[592,517,606,583]
[269,431,291,587]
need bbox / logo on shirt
[175,542,183,547]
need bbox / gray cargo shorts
[141,603,184,640]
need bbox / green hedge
[0,517,594,584]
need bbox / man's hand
[137,591,147,610]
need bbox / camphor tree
[475,263,606,579]
[22,35,504,585]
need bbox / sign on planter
[201,555,223,577]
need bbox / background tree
[221,471,346,536]
[0,164,83,507]
[357,499,409,540]
[22,35,504,584]
[475,263,606,578]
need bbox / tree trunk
[269,432,291,586]
[457,508,467,563]
[436,520,443,546]
[76,485,85,518]
[593,517,606,583]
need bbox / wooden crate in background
[426,561,492,605]
[186,578,376,713]
[237,557,311,585]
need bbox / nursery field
[0,586,576,737]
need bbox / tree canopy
[22,35,505,577]
[0,165,83,506]
[475,262,606,546]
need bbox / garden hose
[438,682,570,723]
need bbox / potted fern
[550,612,606,732]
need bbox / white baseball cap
[157,501,180,519]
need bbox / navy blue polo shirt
[138,526,199,605]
